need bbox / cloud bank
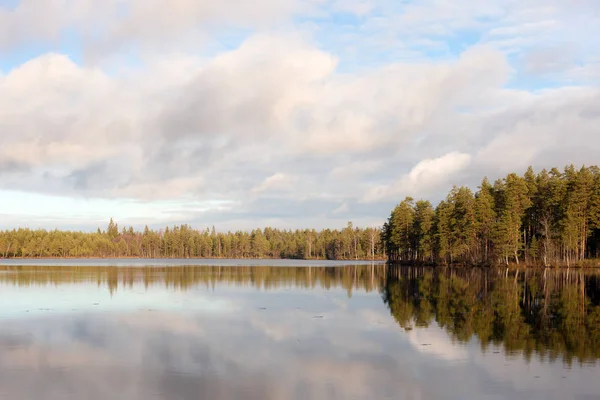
[0,0,599,229]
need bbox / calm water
[0,261,599,400]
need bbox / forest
[0,221,385,260]
[383,165,600,267]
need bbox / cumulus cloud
[252,173,294,193]
[363,152,472,203]
[0,0,599,229]
[0,0,307,57]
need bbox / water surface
[0,262,599,400]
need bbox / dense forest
[0,221,385,260]
[383,165,600,267]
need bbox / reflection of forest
[3,264,599,365]
[0,265,386,297]
[383,266,600,365]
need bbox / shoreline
[386,261,600,269]
[0,256,387,262]
[0,256,597,268]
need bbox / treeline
[0,221,385,260]
[383,266,600,364]
[383,165,600,266]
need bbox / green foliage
[413,200,435,262]
[0,221,385,260]
[475,177,496,263]
[384,164,600,266]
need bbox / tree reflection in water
[2,264,599,365]
[383,266,600,365]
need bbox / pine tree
[434,200,452,264]
[387,197,415,262]
[107,218,119,240]
[475,177,496,264]
[448,186,477,264]
[493,173,531,265]
[413,200,434,263]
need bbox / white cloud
[363,152,472,203]
[332,202,350,214]
[0,0,307,58]
[252,173,293,194]
[0,0,599,228]
[488,20,558,37]
[330,160,383,179]
[331,0,374,16]
[406,324,469,362]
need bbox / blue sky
[0,0,599,231]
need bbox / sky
[0,0,599,232]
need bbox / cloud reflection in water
[0,265,598,400]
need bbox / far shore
[1,256,598,269]
[0,256,387,262]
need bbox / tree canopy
[383,165,600,266]
[0,222,385,261]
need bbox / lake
[0,260,599,400]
